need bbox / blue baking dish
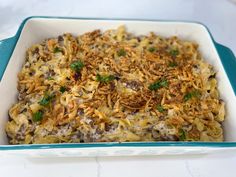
[0,16,236,157]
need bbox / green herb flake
[70,60,84,73]
[183,90,200,102]
[148,47,156,53]
[32,110,44,122]
[169,61,178,67]
[179,129,186,141]
[183,93,192,102]
[169,49,179,57]
[59,86,67,93]
[148,79,168,91]
[117,49,126,57]
[47,76,54,80]
[156,105,165,113]
[39,93,55,106]
[96,74,115,83]
[53,47,63,53]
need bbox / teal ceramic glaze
[215,42,236,94]
[0,36,17,80]
[0,16,236,151]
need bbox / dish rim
[0,16,236,151]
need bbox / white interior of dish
[0,18,236,145]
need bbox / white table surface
[0,0,236,176]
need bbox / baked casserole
[5,26,225,144]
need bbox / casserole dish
[0,16,236,157]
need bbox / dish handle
[0,36,17,81]
[215,42,236,95]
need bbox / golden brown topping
[5,26,225,144]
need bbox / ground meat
[58,35,64,46]
[109,82,116,91]
[125,80,142,91]
[160,135,178,141]
[32,47,39,55]
[105,122,119,132]
[73,72,81,81]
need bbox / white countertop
[1,152,236,177]
[0,0,236,176]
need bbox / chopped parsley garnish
[148,47,156,53]
[39,93,55,106]
[96,74,115,83]
[32,110,44,122]
[156,105,165,113]
[179,129,186,141]
[117,49,126,57]
[70,60,84,73]
[53,47,63,53]
[148,79,168,91]
[169,49,179,57]
[47,76,54,80]
[169,61,178,67]
[183,90,200,102]
[59,86,67,93]
[184,93,192,102]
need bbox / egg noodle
[5,26,225,144]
